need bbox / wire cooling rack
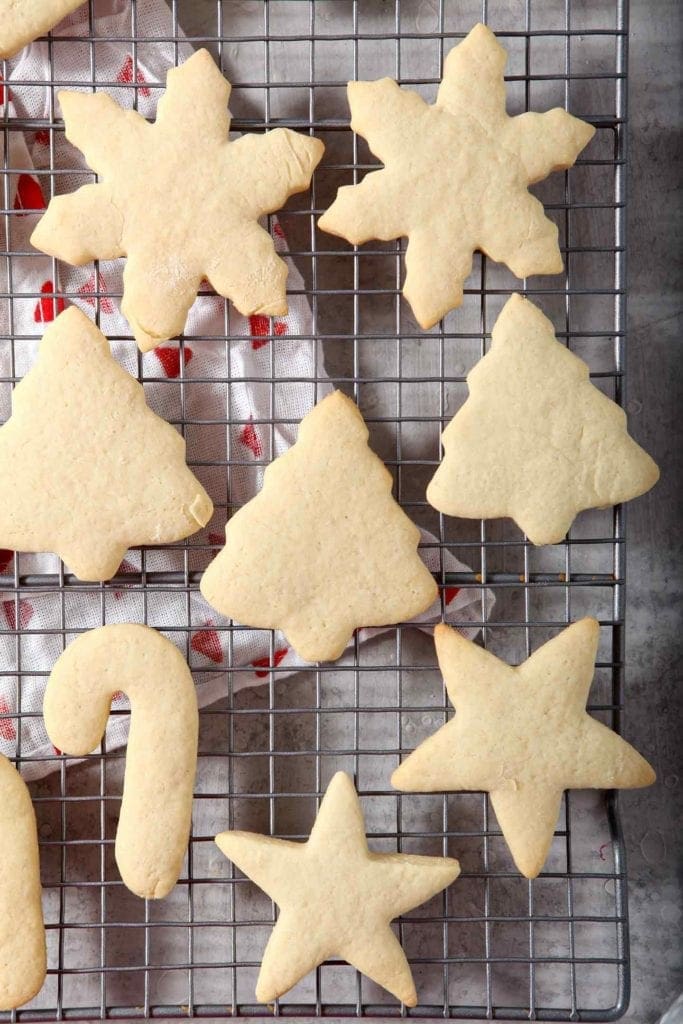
[0,0,634,1019]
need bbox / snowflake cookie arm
[404,225,476,329]
[477,189,563,280]
[30,183,125,265]
[59,90,149,176]
[228,129,324,219]
[318,79,420,244]
[436,22,508,126]
[505,109,596,185]
[155,48,231,141]
[30,90,144,264]
[121,251,204,353]
[205,221,289,319]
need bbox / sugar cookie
[200,391,438,662]
[44,624,198,899]
[392,620,655,878]
[426,294,659,543]
[216,771,460,1005]
[0,306,212,581]
[319,23,594,328]
[0,0,85,58]
[0,755,46,1009]
[31,49,325,350]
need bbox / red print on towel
[0,550,12,574]
[117,55,151,98]
[2,599,34,631]
[252,647,289,678]
[13,174,46,215]
[239,419,263,458]
[0,698,16,742]
[77,270,115,315]
[444,586,461,605]
[249,315,288,349]
[34,129,50,147]
[34,280,66,323]
[0,76,12,105]
[191,622,223,663]
[154,346,194,379]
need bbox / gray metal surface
[1,0,678,1021]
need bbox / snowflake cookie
[31,49,324,350]
[319,23,595,328]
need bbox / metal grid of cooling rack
[0,0,634,1019]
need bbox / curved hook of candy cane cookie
[0,755,46,1009]
[43,624,198,899]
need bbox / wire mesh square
[0,0,632,1019]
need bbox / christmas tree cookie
[200,391,437,662]
[0,306,212,580]
[427,294,659,543]
[31,49,324,350]
[319,23,594,328]
[392,620,655,878]
[216,771,460,1005]
[0,0,85,58]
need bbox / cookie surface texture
[0,755,46,1009]
[392,619,655,878]
[215,771,460,1005]
[0,306,212,581]
[200,390,438,662]
[30,48,324,350]
[426,294,659,543]
[0,0,85,58]
[318,23,595,328]
[44,624,198,899]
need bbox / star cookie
[392,619,655,878]
[215,771,460,1005]
[200,390,438,662]
[0,0,85,59]
[319,23,595,328]
[31,49,324,350]
[426,294,659,544]
[0,306,212,580]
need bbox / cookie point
[572,616,600,642]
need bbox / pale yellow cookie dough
[44,624,198,900]
[0,0,85,59]
[31,48,325,350]
[0,755,46,1009]
[426,294,659,543]
[0,306,212,581]
[392,619,655,878]
[319,23,595,329]
[200,390,438,662]
[216,771,460,1005]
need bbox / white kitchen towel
[0,0,491,780]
